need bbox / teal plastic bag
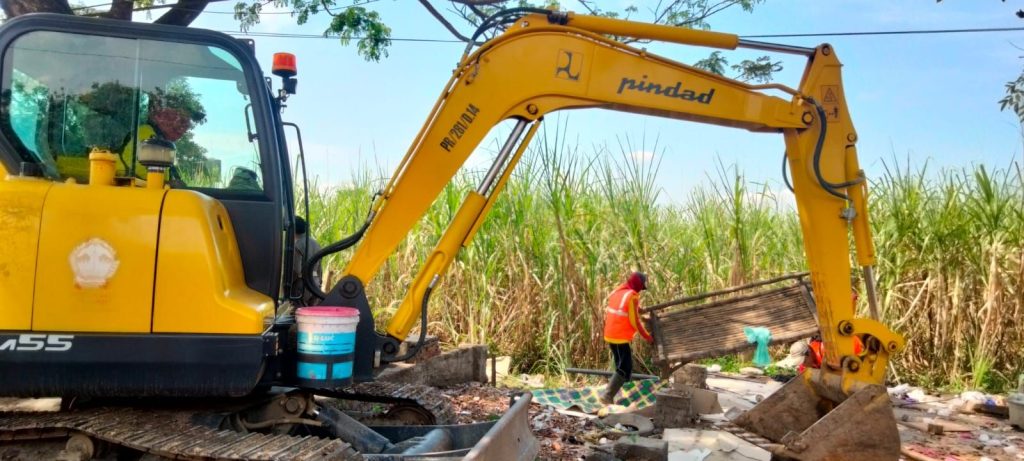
[744,326,773,367]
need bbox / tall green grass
[304,127,1024,392]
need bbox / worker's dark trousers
[608,343,633,380]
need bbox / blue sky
[168,1,1024,203]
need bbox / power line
[221,24,1024,44]
[206,0,380,15]
[740,26,1024,39]
[75,0,377,15]
[57,7,1024,44]
[71,1,117,11]
[223,30,463,43]
[74,0,233,13]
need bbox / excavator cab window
[1,30,263,192]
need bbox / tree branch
[576,0,598,15]
[2,0,73,17]
[320,0,337,16]
[154,0,211,26]
[449,0,508,5]
[419,0,473,43]
[101,0,134,20]
[676,0,739,27]
[467,3,488,21]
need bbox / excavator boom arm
[342,11,902,395]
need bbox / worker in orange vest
[800,334,865,373]
[800,289,865,373]
[600,271,653,405]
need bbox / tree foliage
[435,0,779,82]
[234,2,391,61]
[999,73,1024,123]
[3,0,777,80]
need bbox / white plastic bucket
[295,306,359,388]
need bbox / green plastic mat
[531,378,666,414]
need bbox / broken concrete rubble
[661,428,770,461]
[655,383,725,429]
[375,344,488,387]
[612,436,668,461]
[654,390,697,429]
[672,364,708,390]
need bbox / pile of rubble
[431,356,1024,461]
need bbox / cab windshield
[1,30,264,192]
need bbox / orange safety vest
[604,285,650,343]
[802,336,864,371]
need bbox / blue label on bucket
[297,361,352,380]
[297,331,355,355]
[333,361,353,379]
[298,362,328,380]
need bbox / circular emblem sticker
[69,238,120,289]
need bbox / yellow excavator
[0,7,904,460]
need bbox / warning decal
[821,85,840,123]
[823,87,838,103]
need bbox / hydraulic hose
[302,195,379,300]
[389,274,438,363]
[462,7,554,56]
[782,151,794,193]
[805,97,850,201]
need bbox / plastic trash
[887,383,911,398]
[743,326,772,367]
[961,390,987,402]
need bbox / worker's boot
[600,373,626,405]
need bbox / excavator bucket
[730,370,900,461]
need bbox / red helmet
[627,272,647,292]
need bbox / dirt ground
[440,382,593,460]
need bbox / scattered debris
[662,428,770,461]
[967,402,1011,419]
[668,448,710,461]
[774,341,809,369]
[8,370,1024,461]
[612,436,668,461]
[599,413,655,436]
[738,367,765,377]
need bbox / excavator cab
[0,14,295,397]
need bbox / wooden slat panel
[652,280,819,366]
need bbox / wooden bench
[644,273,820,375]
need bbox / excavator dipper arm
[342,11,903,459]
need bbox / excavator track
[0,383,453,460]
[326,382,456,426]
[0,407,360,460]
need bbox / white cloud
[631,150,655,162]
